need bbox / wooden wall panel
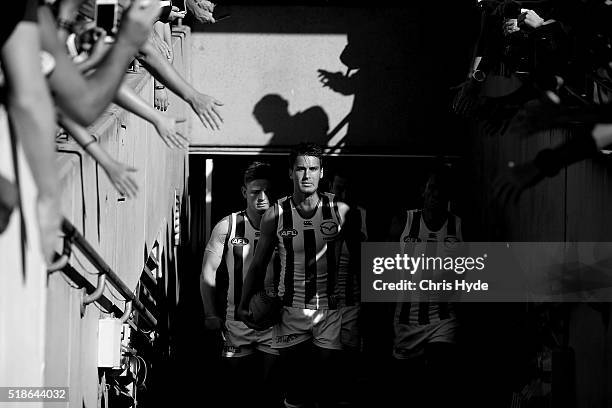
[39,29,192,408]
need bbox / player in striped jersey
[238,143,359,408]
[387,166,462,407]
[200,162,280,408]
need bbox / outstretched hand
[154,87,169,111]
[317,69,355,96]
[154,115,190,149]
[103,159,139,198]
[189,92,224,130]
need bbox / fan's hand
[493,161,544,205]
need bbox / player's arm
[237,206,278,323]
[200,217,229,330]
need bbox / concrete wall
[187,5,472,154]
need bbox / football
[248,290,281,329]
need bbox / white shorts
[222,319,279,358]
[340,305,361,351]
[393,317,459,360]
[272,306,342,350]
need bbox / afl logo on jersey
[230,237,249,246]
[280,229,298,238]
[403,236,422,243]
[320,221,339,236]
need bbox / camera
[95,0,119,43]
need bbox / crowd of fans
[451,0,612,203]
[1,0,223,265]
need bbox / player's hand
[102,159,139,198]
[493,160,545,205]
[188,92,224,130]
[317,69,355,95]
[153,115,190,149]
[204,315,223,331]
[154,87,169,111]
[236,302,266,331]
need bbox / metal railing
[52,218,158,328]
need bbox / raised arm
[114,84,189,148]
[200,217,229,330]
[137,39,224,130]
[39,2,160,126]
[237,206,278,323]
[3,9,59,263]
[58,115,138,198]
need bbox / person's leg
[223,354,258,408]
[424,342,460,408]
[337,306,362,407]
[278,341,314,408]
[314,346,342,408]
[259,350,282,408]
[390,354,427,407]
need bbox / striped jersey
[337,206,367,307]
[276,193,343,310]
[396,209,462,326]
[211,211,277,321]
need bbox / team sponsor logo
[230,237,249,246]
[280,229,298,238]
[320,221,338,236]
[276,333,300,344]
[303,220,313,227]
[223,344,242,354]
[403,236,422,243]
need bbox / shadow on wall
[319,8,421,148]
[253,94,329,146]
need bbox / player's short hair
[243,161,273,186]
[288,142,324,169]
